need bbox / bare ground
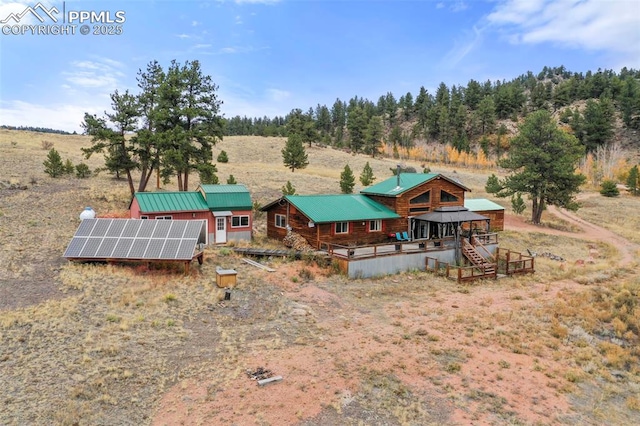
[1,131,639,425]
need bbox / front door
[215,217,227,244]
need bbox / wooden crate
[216,269,237,288]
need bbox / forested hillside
[224,66,640,161]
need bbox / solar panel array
[64,219,206,261]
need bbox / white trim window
[231,215,250,228]
[156,215,173,220]
[335,222,349,234]
[140,215,149,220]
[369,219,382,232]
[275,214,287,228]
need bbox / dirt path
[505,207,639,267]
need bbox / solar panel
[185,221,204,238]
[168,221,187,238]
[136,220,156,238]
[90,219,112,237]
[96,238,118,257]
[145,239,165,258]
[176,239,197,259]
[75,220,96,237]
[64,219,206,262]
[152,220,171,238]
[105,220,126,237]
[122,220,143,238]
[64,237,87,257]
[160,239,181,259]
[112,238,134,258]
[129,239,150,259]
[79,238,102,257]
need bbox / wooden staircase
[462,238,496,276]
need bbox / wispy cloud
[450,2,468,13]
[192,43,212,49]
[487,0,640,67]
[235,15,242,24]
[192,20,200,26]
[442,24,485,68]
[176,33,191,39]
[266,88,290,102]
[63,59,125,89]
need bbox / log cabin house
[261,173,516,279]
[262,172,504,249]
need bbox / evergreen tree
[363,116,384,157]
[43,148,64,177]
[75,163,91,178]
[626,165,639,195]
[485,174,501,193]
[475,96,496,135]
[340,164,355,194]
[511,193,526,215]
[497,110,585,224]
[63,158,75,175]
[359,162,376,186]
[581,98,615,152]
[198,163,218,184]
[282,133,309,172]
[599,180,619,197]
[227,175,237,184]
[217,150,229,163]
[282,180,296,195]
[347,106,367,152]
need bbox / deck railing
[320,237,457,260]
[496,248,535,275]
[425,256,497,282]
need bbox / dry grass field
[1,130,639,425]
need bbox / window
[335,222,349,234]
[140,216,148,220]
[409,207,430,214]
[410,191,430,204]
[156,215,172,220]
[440,190,458,202]
[232,215,250,228]
[369,220,382,232]
[275,214,286,228]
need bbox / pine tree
[282,133,309,172]
[227,175,237,184]
[198,163,218,184]
[626,165,639,195]
[282,180,296,195]
[485,174,501,193]
[599,180,619,197]
[75,163,91,178]
[63,159,75,175]
[43,148,64,177]
[340,164,355,194]
[359,162,376,186]
[511,193,526,215]
[217,150,229,163]
[363,116,384,157]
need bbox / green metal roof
[464,198,505,211]
[285,194,401,223]
[361,173,469,196]
[198,184,252,211]
[135,191,208,213]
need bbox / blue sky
[1,0,639,133]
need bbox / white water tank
[79,207,96,220]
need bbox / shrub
[600,180,619,197]
[43,148,64,177]
[226,174,237,184]
[282,180,296,195]
[41,140,54,150]
[217,150,229,163]
[511,192,526,215]
[75,163,91,178]
[485,174,501,193]
[63,159,75,175]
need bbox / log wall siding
[471,210,504,231]
[265,201,397,248]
